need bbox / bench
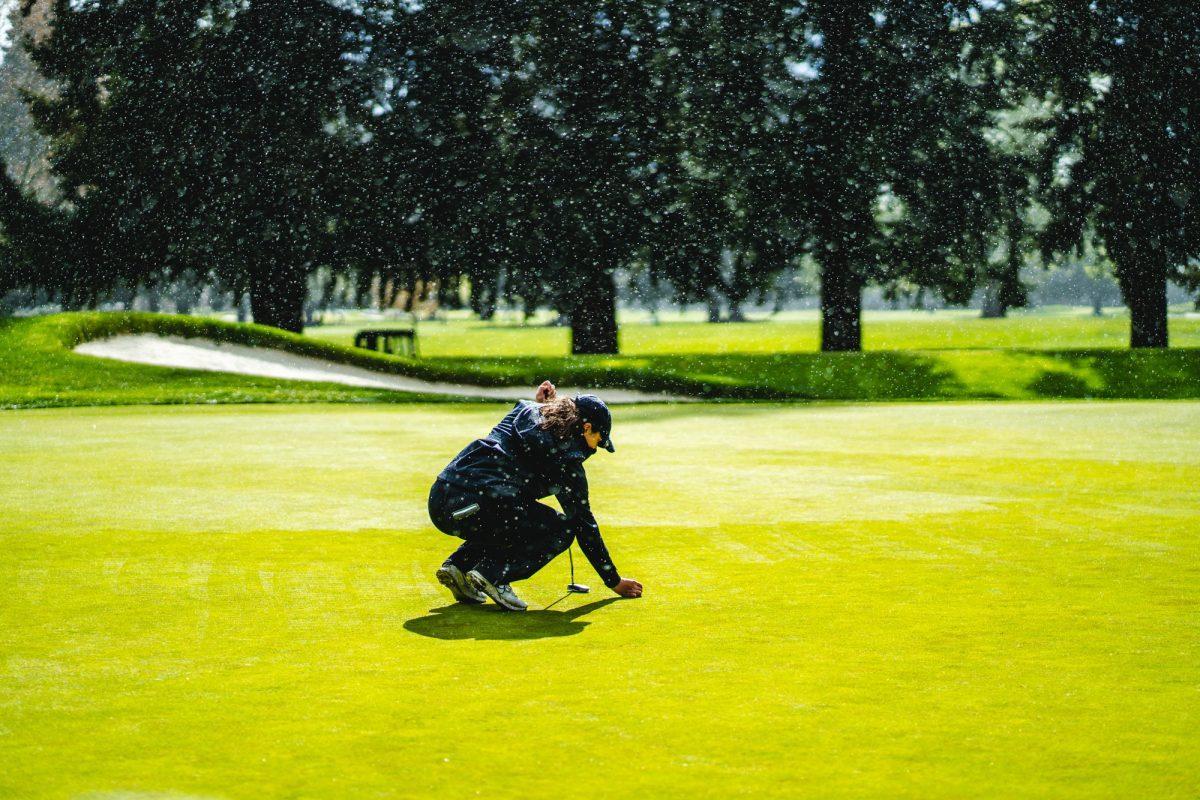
[354,328,418,357]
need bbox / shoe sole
[436,567,486,604]
[467,570,527,612]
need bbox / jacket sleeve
[556,460,621,588]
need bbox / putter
[567,544,590,593]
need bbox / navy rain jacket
[437,400,620,588]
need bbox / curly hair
[538,396,582,440]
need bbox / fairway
[303,307,1200,357]
[2,402,1198,798]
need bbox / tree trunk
[985,215,1023,319]
[60,288,85,312]
[1120,260,1168,348]
[478,288,497,321]
[470,275,497,320]
[437,277,463,310]
[820,265,863,352]
[706,287,722,323]
[249,272,307,333]
[725,252,752,322]
[980,279,1007,318]
[354,271,372,308]
[571,269,618,355]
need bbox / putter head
[567,583,591,594]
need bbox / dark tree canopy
[3,0,369,330]
[1015,1,1200,348]
[785,1,1014,350]
[506,1,677,353]
[2,0,1193,353]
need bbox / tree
[347,1,520,325]
[0,150,68,301]
[786,1,1014,351]
[510,1,675,354]
[978,152,1033,319]
[8,0,369,331]
[1179,259,1200,312]
[1015,2,1200,347]
[0,0,111,308]
[0,0,55,203]
[976,104,1045,319]
[654,2,804,324]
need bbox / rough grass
[2,311,1200,409]
[2,402,1198,798]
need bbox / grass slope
[2,402,1197,798]
[0,313,719,409]
[2,311,1200,409]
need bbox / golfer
[427,380,643,611]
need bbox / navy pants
[427,478,573,585]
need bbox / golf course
[2,310,1199,798]
[6,1,1200,794]
[5,309,1200,408]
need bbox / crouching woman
[427,381,643,611]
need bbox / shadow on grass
[404,597,621,640]
[1025,349,1200,399]
[441,351,968,400]
[647,351,969,400]
[1026,369,1095,397]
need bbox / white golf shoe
[436,562,487,604]
[466,570,528,612]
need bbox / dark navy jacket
[437,400,620,588]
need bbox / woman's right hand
[535,380,557,402]
[613,578,643,598]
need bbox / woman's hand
[535,380,557,402]
[613,578,643,598]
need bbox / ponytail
[538,396,582,440]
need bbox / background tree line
[0,0,1196,351]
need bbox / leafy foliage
[1013,1,1200,347]
[1,1,1195,352]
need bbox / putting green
[2,402,1198,798]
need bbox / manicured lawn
[4,312,1200,408]
[303,306,1200,357]
[0,313,444,409]
[2,402,1197,798]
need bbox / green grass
[3,310,1200,409]
[0,313,447,409]
[2,402,1198,797]
[0,313,722,408]
[304,306,1200,357]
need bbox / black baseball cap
[574,394,614,452]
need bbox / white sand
[74,334,687,404]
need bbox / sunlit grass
[3,311,1200,409]
[2,402,1197,798]
[302,306,1200,357]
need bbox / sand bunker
[74,334,685,404]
